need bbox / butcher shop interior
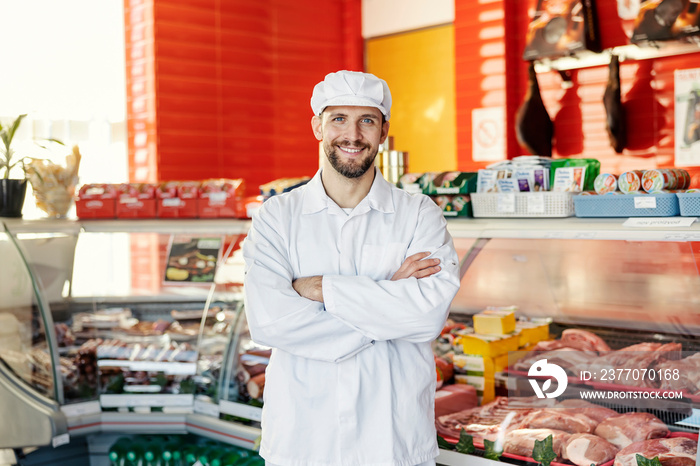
[2,0,700,465]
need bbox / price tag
[52,433,70,448]
[527,193,545,214]
[497,193,516,213]
[623,217,697,228]
[634,196,657,209]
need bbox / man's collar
[301,168,395,215]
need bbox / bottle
[162,438,184,466]
[215,449,248,466]
[108,437,130,466]
[124,439,145,466]
[143,436,163,466]
[181,445,201,466]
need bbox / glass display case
[3,216,700,464]
[0,223,67,448]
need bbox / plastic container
[471,192,574,218]
[574,192,680,217]
[676,191,700,216]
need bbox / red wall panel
[455,0,700,183]
[125,0,362,195]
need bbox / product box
[198,178,246,218]
[424,171,478,196]
[75,184,118,219]
[453,332,520,358]
[116,183,156,218]
[431,194,472,218]
[473,308,516,335]
[156,181,199,218]
[453,353,507,405]
[515,320,551,348]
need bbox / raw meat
[613,436,697,466]
[594,412,669,449]
[604,54,627,154]
[516,61,554,157]
[517,408,598,434]
[656,353,700,394]
[557,399,620,424]
[563,433,619,466]
[513,348,598,375]
[434,384,478,418]
[589,342,682,388]
[504,428,571,459]
[531,329,610,354]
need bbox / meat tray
[442,431,698,466]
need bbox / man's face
[312,106,389,179]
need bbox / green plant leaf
[635,455,663,466]
[437,434,455,451]
[455,429,475,454]
[483,439,502,461]
[532,435,557,466]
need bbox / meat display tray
[442,431,698,466]
[471,192,575,218]
[676,192,700,216]
[574,193,680,217]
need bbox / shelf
[2,218,251,235]
[534,42,700,72]
[447,217,700,241]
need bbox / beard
[324,140,377,179]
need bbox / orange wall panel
[125,0,362,194]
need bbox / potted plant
[0,114,29,218]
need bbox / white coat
[243,169,461,466]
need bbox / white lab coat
[243,169,461,466]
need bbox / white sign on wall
[471,107,505,162]
[674,67,700,167]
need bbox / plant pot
[0,178,28,218]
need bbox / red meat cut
[594,412,669,449]
[563,433,619,466]
[613,436,697,466]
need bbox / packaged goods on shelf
[156,181,200,218]
[75,183,118,219]
[259,177,310,198]
[432,194,472,217]
[424,171,478,196]
[198,178,246,218]
[574,191,681,217]
[515,319,551,348]
[116,183,157,218]
[549,158,600,192]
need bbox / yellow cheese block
[473,309,516,335]
[515,320,550,348]
[454,332,520,358]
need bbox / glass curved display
[0,225,59,402]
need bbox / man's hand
[292,276,324,302]
[391,252,441,281]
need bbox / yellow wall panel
[366,25,456,174]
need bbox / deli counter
[1,217,699,466]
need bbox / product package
[116,183,157,218]
[156,181,199,218]
[198,179,246,218]
[76,184,118,219]
[632,0,700,44]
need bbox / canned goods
[642,169,673,193]
[594,173,618,194]
[618,170,644,194]
[674,169,691,190]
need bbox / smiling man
[243,70,461,466]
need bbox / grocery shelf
[6,216,700,241]
[447,217,700,241]
[2,218,251,235]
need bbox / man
[243,70,460,466]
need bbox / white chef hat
[310,70,392,121]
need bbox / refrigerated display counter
[1,217,699,466]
